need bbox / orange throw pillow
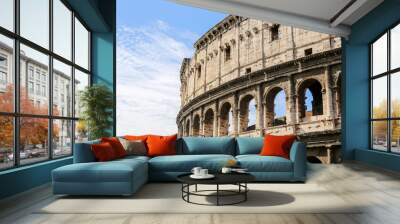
[91,142,117,162]
[101,137,127,158]
[146,134,177,157]
[260,134,297,159]
[124,135,150,141]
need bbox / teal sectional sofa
[52,137,307,196]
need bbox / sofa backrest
[177,137,236,155]
[73,140,100,163]
[235,137,264,155]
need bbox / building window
[0,55,7,67]
[41,73,46,82]
[0,0,91,170]
[35,70,41,81]
[224,45,231,62]
[28,81,34,93]
[42,85,46,97]
[370,23,400,154]
[28,67,34,80]
[270,24,280,41]
[36,83,40,95]
[245,68,251,74]
[304,48,313,56]
[197,65,201,78]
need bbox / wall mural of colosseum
[176,15,342,164]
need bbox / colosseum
[176,15,342,164]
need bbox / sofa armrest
[73,141,99,163]
[289,141,307,181]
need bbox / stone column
[214,101,219,136]
[236,22,241,78]
[182,120,186,137]
[256,85,264,136]
[218,34,222,86]
[288,76,297,125]
[263,101,268,129]
[204,46,207,92]
[189,112,193,136]
[232,93,239,136]
[327,146,332,164]
[261,22,266,69]
[200,107,205,136]
[324,66,335,119]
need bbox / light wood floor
[1,162,400,224]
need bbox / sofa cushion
[53,158,147,183]
[236,137,263,155]
[101,137,127,158]
[178,137,235,155]
[74,140,100,163]
[236,155,293,172]
[147,134,177,157]
[118,138,147,156]
[149,154,235,172]
[260,134,297,159]
[91,142,118,161]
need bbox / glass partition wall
[0,0,91,170]
[371,23,400,153]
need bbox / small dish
[190,174,215,179]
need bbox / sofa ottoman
[52,156,148,196]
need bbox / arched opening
[265,87,287,127]
[219,102,233,136]
[298,79,324,119]
[185,120,190,136]
[204,109,214,137]
[307,156,322,164]
[239,95,256,132]
[336,75,341,117]
[192,115,200,136]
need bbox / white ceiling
[168,0,384,37]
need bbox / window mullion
[71,10,76,155]
[48,0,54,160]
[388,30,391,152]
[13,0,21,167]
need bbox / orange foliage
[0,85,59,149]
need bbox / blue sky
[116,0,312,135]
[116,0,226,135]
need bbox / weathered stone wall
[177,15,342,163]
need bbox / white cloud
[116,21,194,135]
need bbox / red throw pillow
[91,142,117,162]
[101,137,127,158]
[260,134,297,159]
[146,134,177,157]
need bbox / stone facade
[176,15,342,163]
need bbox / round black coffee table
[177,173,255,206]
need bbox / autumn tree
[372,99,400,143]
[0,85,60,152]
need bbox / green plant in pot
[79,84,113,140]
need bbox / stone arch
[204,108,214,137]
[185,119,191,136]
[298,78,324,119]
[219,102,233,136]
[192,114,201,136]
[265,86,287,127]
[239,94,256,132]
